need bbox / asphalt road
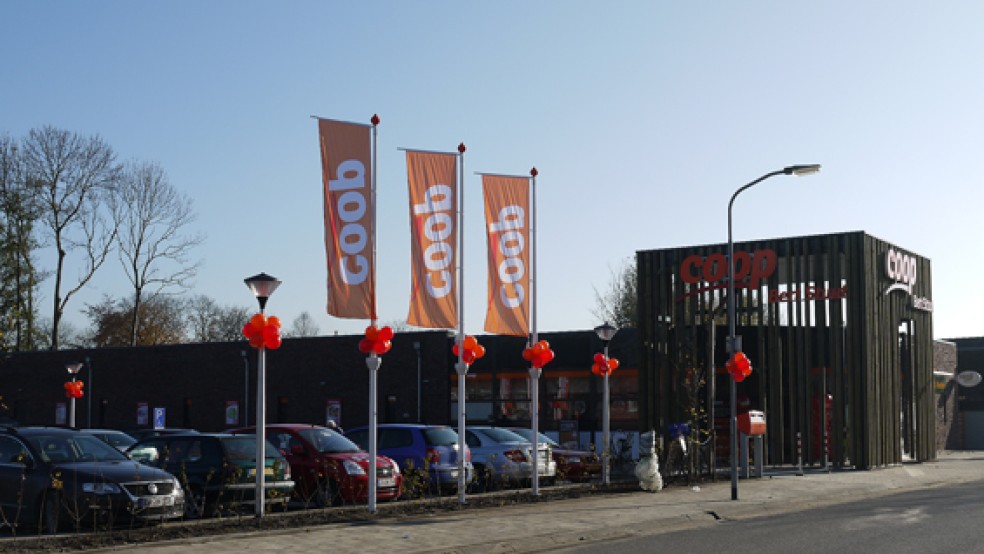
[566,480,984,554]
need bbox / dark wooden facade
[638,231,935,469]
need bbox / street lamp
[65,363,83,428]
[244,272,281,518]
[727,164,820,501]
[594,322,618,485]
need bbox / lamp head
[594,322,619,344]
[784,164,822,176]
[66,363,83,375]
[244,272,281,311]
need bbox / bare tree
[112,161,203,346]
[592,256,638,329]
[287,311,320,337]
[187,295,252,342]
[22,126,122,349]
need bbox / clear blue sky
[3,1,982,341]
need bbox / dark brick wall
[0,328,632,434]
[0,330,456,432]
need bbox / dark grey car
[0,427,185,533]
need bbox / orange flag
[482,175,530,336]
[318,118,375,319]
[405,150,458,329]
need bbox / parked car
[503,427,601,483]
[229,424,402,507]
[126,432,293,518]
[78,428,137,452]
[465,426,555,490]
[345,424,472,494]
[125,428,199,442]
[0,426,185,532]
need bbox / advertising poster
[326,399,341,429]
[225,401,239,426]
[136,402,149,426]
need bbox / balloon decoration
[452,335,486,365]
[358,325,394,356]
[591,353,620,376]
[522,340,556,369]
[242,313,283,350]
[64,381,84,399]
[726,352,753,382]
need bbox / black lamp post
[594,322,618,485]
[244,272,281,518]
[727,164,820,501]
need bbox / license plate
[449,470,458,479]
[142,496,174,508]
[377,477,396,488]
[249,468,275,477]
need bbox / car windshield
[480,428,527,443]
[27,434,129,463]
[422,427,458,447]
[220,436,283,461]
[96,432,137,449]
[297,428,361,453]
[507,428,559,447]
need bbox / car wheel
[38,490,61,534]
[184,487,208,519]
[315,479,342,508]
[470,464,490,493]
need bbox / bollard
[796,431,804,476]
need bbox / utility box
[737,410,766,436]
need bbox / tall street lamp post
[66,363,83,428]
[244,272,281,518]
[727,164,820,501]
[594,322,618,485]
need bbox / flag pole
[367,113,381,514]
[455,142,468,505]
[529,167,540,496]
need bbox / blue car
[345,424,472,494]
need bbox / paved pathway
[92,451,984,553]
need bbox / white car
[465,426,556,491]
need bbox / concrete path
[93,451,984,553]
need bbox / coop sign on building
[883,248,933,312]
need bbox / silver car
[465,426,555,491]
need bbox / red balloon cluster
[242,313,283,350]
[591,353,620,376]
[359,325,394,355]
[64,381,84,399]
[522,340,555,369]
[452,335,486,365]
[727,352,753,382]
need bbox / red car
[504,427,602,483]
[231,424,401,507]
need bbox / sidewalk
[93,451,984,553]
